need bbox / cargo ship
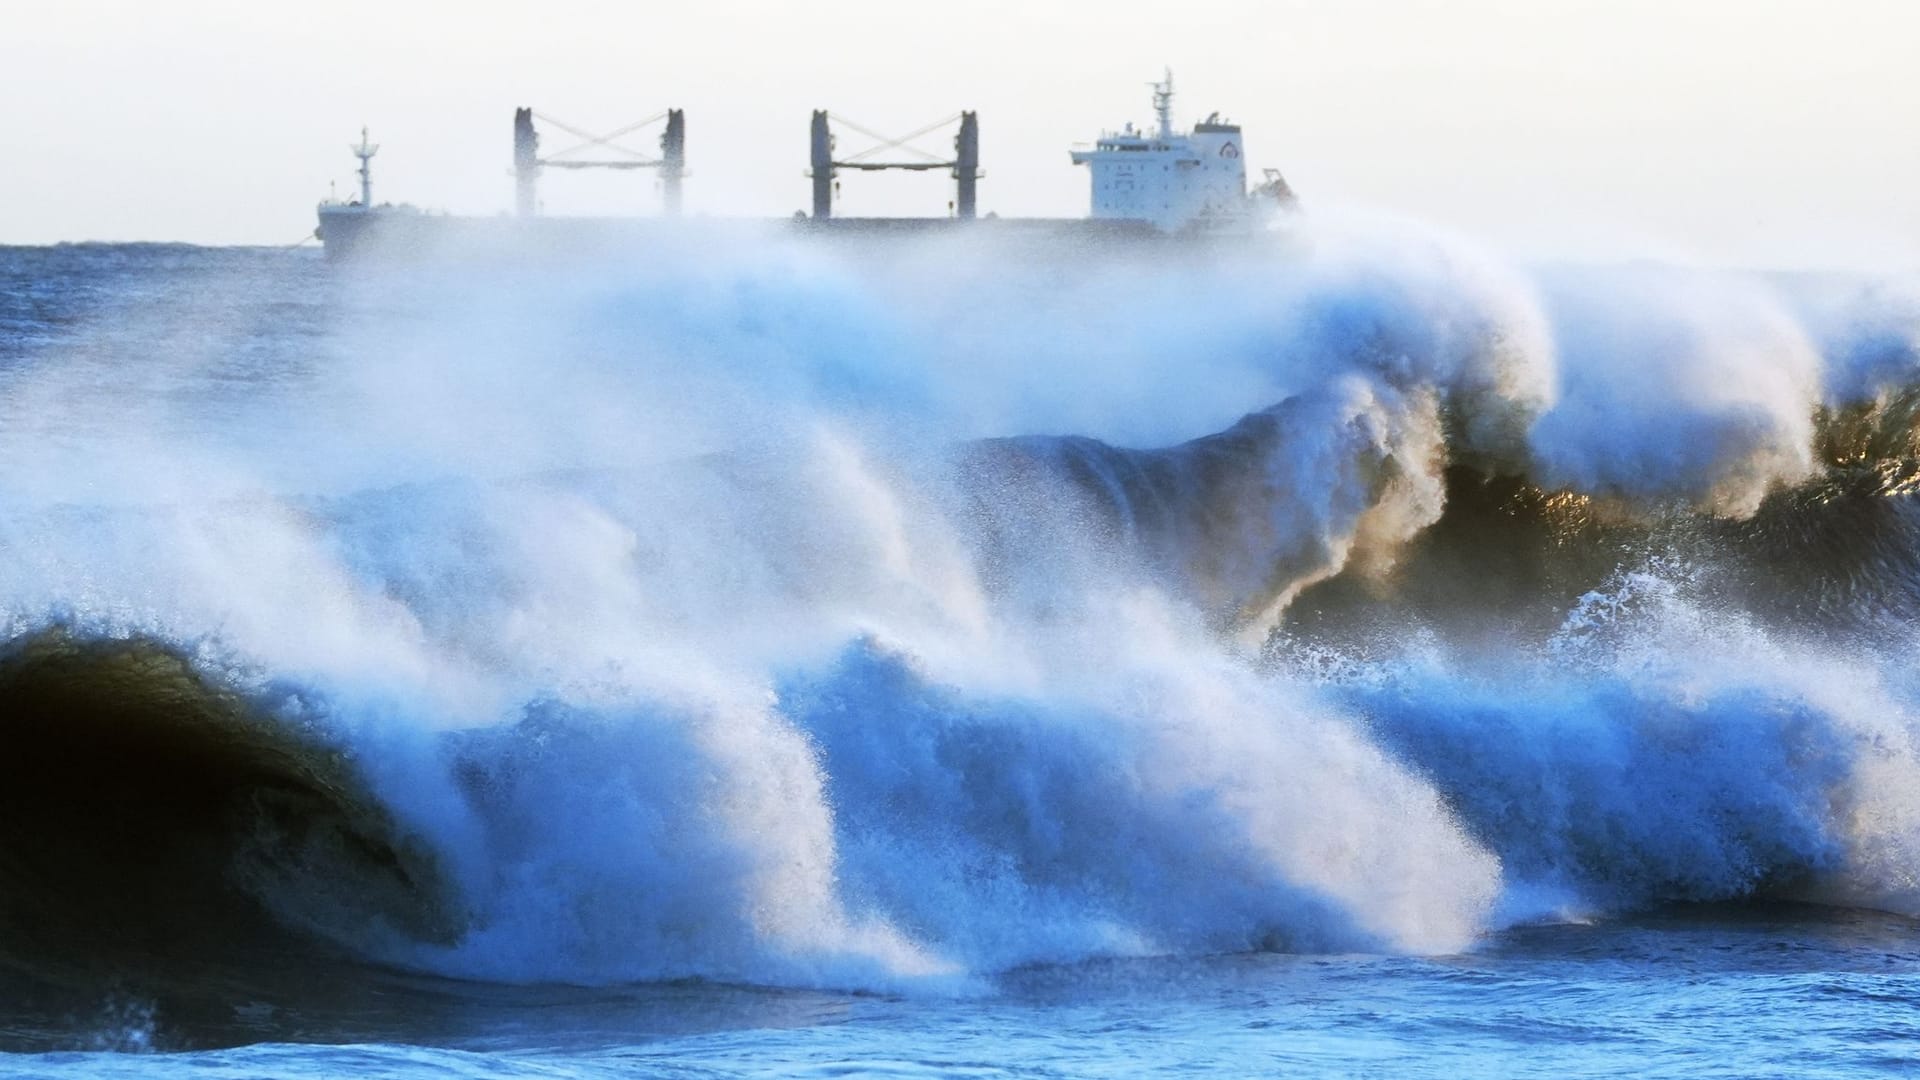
[314,73,1297,259]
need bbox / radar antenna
[1151,69,1174,139]
[350,126,380,206]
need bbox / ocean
[0,232,1917,1076]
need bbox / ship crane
[808,110,981,220]
[512,107,687,217]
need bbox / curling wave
[0,631,455,982]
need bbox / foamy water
[0,232,1917,1074]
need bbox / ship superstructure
[315,127,423,255]
[1070,72,1256,232]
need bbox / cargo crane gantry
[512,107,686,217]
[808,110,980,220]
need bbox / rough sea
[1,231,1918,1077]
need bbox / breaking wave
[1,224,1918,995]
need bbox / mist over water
[2,224,1919,1065]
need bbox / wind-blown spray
[0,228,1917,993]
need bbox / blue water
[10,910,1919,1077]
[1,238,1918,1076]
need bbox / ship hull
[314,206,1268,263]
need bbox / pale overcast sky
[1,0,1915,270]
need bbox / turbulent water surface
[1,233,1918,1076]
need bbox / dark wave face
[0,634,453,992]
[958,389,1920,650]
[957,387,1432,636]
[1281,462,1920,652]
[0,237,1918,1052]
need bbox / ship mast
[351,126,379,207]
[1152,69,1174,139]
